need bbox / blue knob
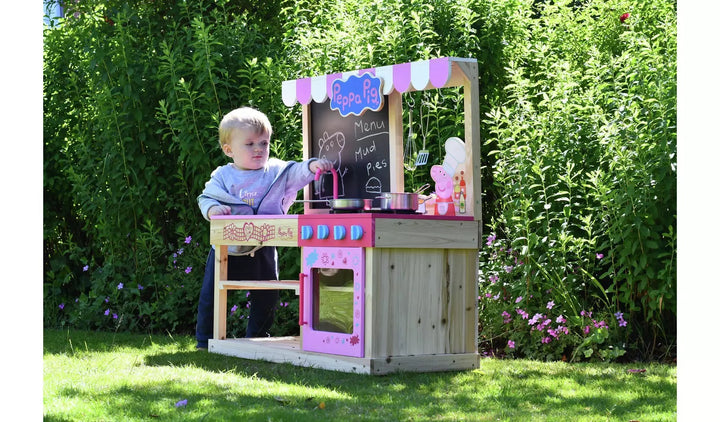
[333,225,346,240]
[301,225,313,240]
[350,225,364,240]
[317,225,330,239]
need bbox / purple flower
[502,311,512,324]
[596,253,604,260]
[486,234,497,246]
[504,265,514,273]
[59,303,65,310]
[488,274,499,284]
[528,313,543,325]
[104,309,110,316]
[113,313,118,319]
[173,253,177,258]
[614,311,624,320]
[507,340,515,349]
[184,236,192,244]
[185,266,192,274]
[583,325,590,334]
[546,301,555,310]
[618,319,628,327]
[246,292,251,298]
[492,293,500,300]
[556,315,566,323]
[541,336,552,344]
[594,320,608,329]
[117,282,124,290]
[516,309,529,319]
[581,310,592,318]
[547,328,558,338]
[138,284,144,290]
[515,296,523,303]
[83,265,89,272]
[175,399,188,408]
[177,248,184,255]
[230,304,238,315]
[105,296,109,303]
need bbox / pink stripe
[429,57,450,88]
[392,62,412,93]
[326,72,343,100]
[296,77,312,105]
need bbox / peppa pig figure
[431,165,456,216]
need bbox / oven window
[311,268,354,334]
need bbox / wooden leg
[213,245,229,340]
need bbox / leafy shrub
[479,0,676,361]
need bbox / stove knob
[333,225,346,240]
[350,225,364,240]
[317,224,330,240]
[300,225,313,240]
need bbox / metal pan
[376,192,419,211]
[295,198,366,211]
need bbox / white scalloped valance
[282,57,474,107]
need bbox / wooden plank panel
[220,280,300,295]
[369,352,479,375]
[374,219,478,249]
[210,217,298,247]
[445,249,479,353]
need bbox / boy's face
[223,128,270,170]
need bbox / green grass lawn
[43,329,676,421]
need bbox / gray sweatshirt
[198,158,317,220]
[198,158,317,256]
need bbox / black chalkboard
[310,98,390,206]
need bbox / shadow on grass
[43,328,194,355]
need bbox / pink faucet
[314,167,338,199]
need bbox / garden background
[43,0,677,363]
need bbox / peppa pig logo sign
[330,73,384,117]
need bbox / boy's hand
[207,205,231,217]
[309,158,333,174]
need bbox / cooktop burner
[329,208,420,215]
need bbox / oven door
[300,246,364,357]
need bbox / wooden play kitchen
[208,57,482,374]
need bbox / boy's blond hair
[218,107,273,147]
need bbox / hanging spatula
[415,100,430,166]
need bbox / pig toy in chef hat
[430,137,466,216]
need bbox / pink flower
[596,253,604,260]
[541,337,552,344]
[546,300,555,310]
[515,296,523,303]
[583,325,590,334]
[556,315,566,323]
[508,340,515,349]
[620,12,630,23]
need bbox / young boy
[195,107,332,350]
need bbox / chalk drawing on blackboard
[317,131,347,199]
[365,177,382,194]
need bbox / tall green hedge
[44,0,676,360]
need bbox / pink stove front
[300,246,365,357]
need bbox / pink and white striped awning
[282,57,474,107]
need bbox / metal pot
[377,192,419,211]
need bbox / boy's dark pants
[195,247,279,348]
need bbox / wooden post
[213,245,229,340]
